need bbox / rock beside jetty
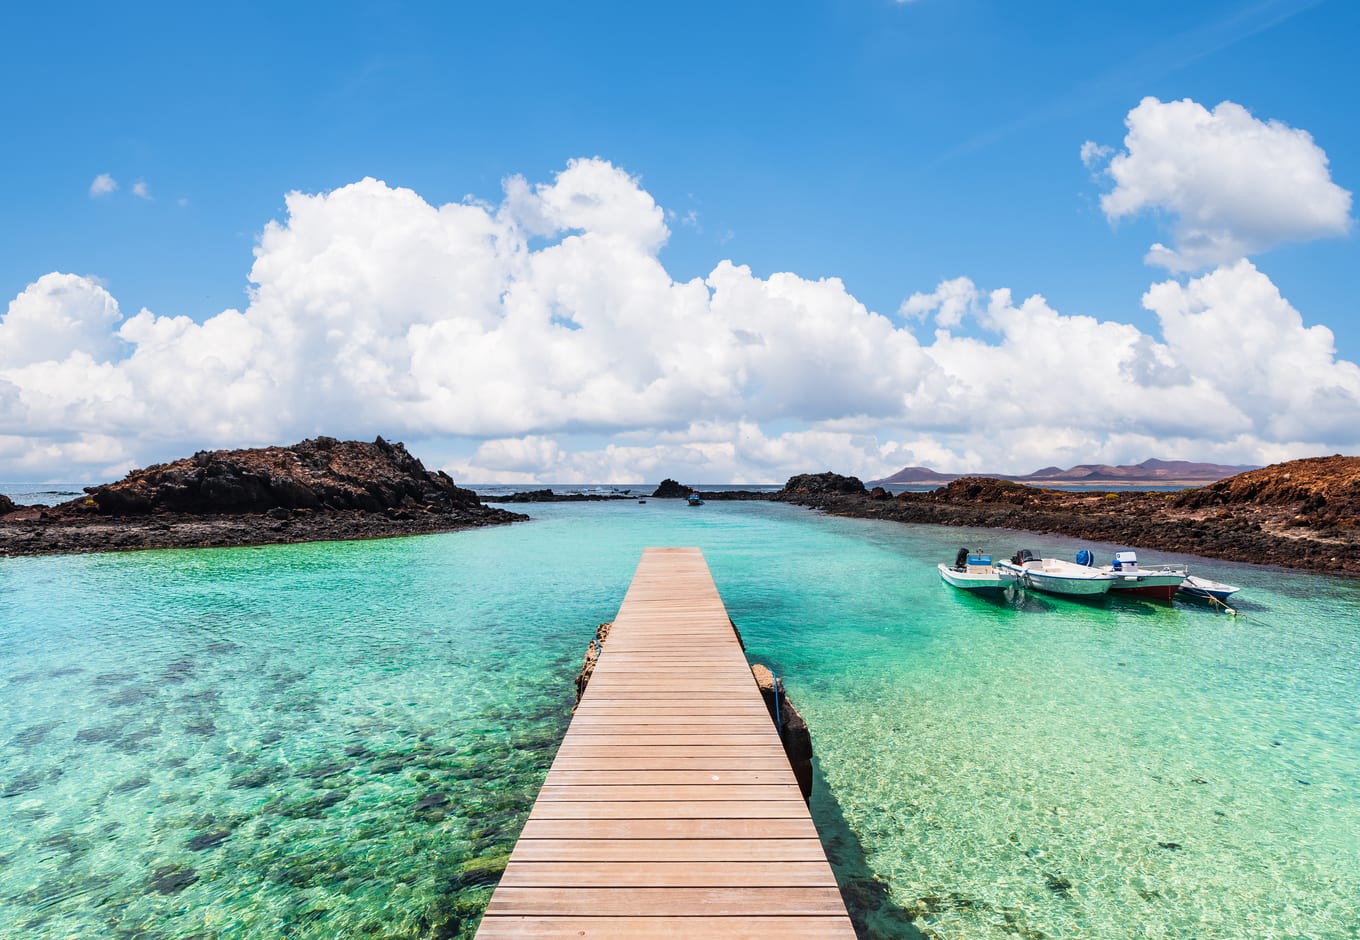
[751,664,813,802]
[775,457,1360,576]
[0,437,526,557]
[0,494,14,515]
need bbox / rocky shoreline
[5,441,1357,575]
[774,458,1360,577]
[0,437,526,558]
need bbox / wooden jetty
[476,547,854,939]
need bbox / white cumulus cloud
[1091,97,1353,271]
[4,158,1359,484]
[89,173,117,197]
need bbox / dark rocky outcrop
[773,457,1360,577]
[0,494,15,515]
[79,436,476,516]
[482,489,633,503]
[752,664,813,802]
[484,485,773,503]
[0,437,526,557]
[651,478,690,499]
[692,489,776,501]
[774,472,867,506]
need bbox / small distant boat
[686,493,704,506]
[1179,575,1241,603]
[1092,549,1187,602]
[938,548,1015,593]
[998,549,1117,596]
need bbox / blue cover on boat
[1076,549,1094,567]
[967,554,991,566]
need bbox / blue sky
[1,0,1357,483]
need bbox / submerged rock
[186,829,233,851]
[148,865,198,894]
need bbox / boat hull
[1179,576,1241,602]
[1105,570,1186,602]
[998,560,1115,596]
[1108,579,1181,601]
[938,564,1013,592]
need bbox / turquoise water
[2,501,1357,939]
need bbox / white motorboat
[938,549,1015,593]
[1094,550,1187,602]
[998,549,1117,596]
[1179,575,1241,603]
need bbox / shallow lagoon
[2,500,1357,938]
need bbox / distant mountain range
[871,458,1260,487]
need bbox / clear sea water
[1,499,1357,939]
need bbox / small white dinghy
[938,549,1016,593]
[1179,575,1241,603]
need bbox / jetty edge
[476,546,854,939]
[0,436,526,557]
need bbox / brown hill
[1173,454,1360,523]
[874,458,1256,487]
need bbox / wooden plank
[496,860,838,888]
[550,745,790,759]
[556,734,777,747]
[548,757,792,771]
[505,838,833,862]
[527,800,810,819]
[486,886,849,916]
[519,817,820,840]
[476,916,857,940]
[542,770,796,786]
[476,547,852,939]
[535,784,802,801]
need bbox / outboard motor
[1076,549,1094,567]
[1012,549,1036,565]
[955,547,969,569]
